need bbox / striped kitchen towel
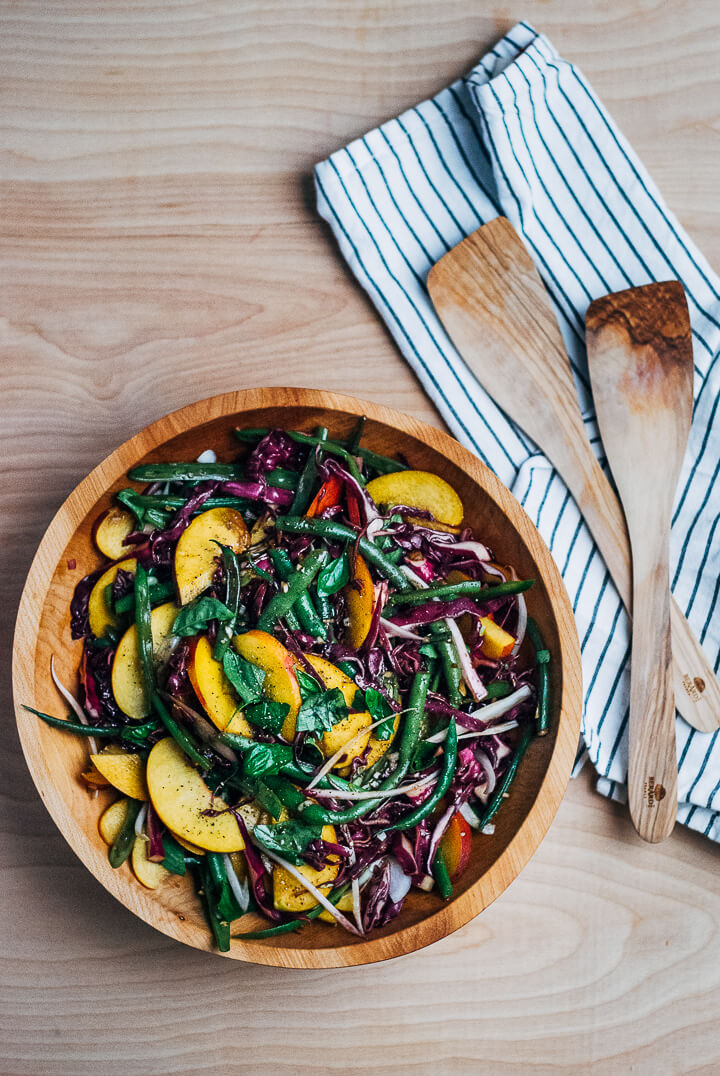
[315,21,720,840]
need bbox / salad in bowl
[24,414,551,953]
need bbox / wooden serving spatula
[427,216,720,734]
[586,282,693,841]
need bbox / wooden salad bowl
[12,387,582,968]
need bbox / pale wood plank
[3,0,720,1071]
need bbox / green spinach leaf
[222,650,266,705]
[172,596,235,637]
[243,699,289,736]
[242,742,294,777]
[316,552,350,596]
[252,820,323,865]
[296,686,348,735]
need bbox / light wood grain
[3,1,720,1072]
[587,283,694,841]
[427,218,720,734]
[12,387,582,966]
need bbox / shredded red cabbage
[146,803,166,861]
[234,815,282,921]
[220,479,294,508]
[392,823,433,885]
[245,430,301,478]
[80,643,123,724]
[70,567,104,639]
[362,858,406,931]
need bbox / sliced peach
[317,889,354,923]
[366,470,464,526]
[111,601,180,719]
[439,811,472,881]
[361,713,401,772]
[174,507,249,606]
[188,636,253,736]
[304,654,372,765]
[479,616,515,660]
[146,737,245,852]
[171,832,206,856]
[233,629,301,741]
[87,557,137,639]
[92,507,135,561]
[131,836,170,889]
[90,749,148,800]
[343,553,375,650]
[98,797,131,844]
[272,824,340,913]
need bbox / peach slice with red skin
[439,811,472,881]
[188,635,252,737]
[343,553,375,650]
[174,506,249,606]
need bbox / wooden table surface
[3,3,720,1073]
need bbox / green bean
[430,623,462,707]
[395,668,432,783]
[23,705,123,738]
[478,725,533,830]
[390,720,458,832]
[128,462,241,482]
[355,446,408,475]
[207,850,228,892]
[290,425,327,515]
[387,578,535,607]
[336,660,358,679]
[284,605,303,633]
[270,548,326,639]
[231,883,350,939]
[214,545,242,663]
[484,680,512,700]
[348,415,366,455]
[266,468,299,491]
[315,590,333,623]
[233,426,407,476]
[234,920,303,940]
[114,580,175,615]
[257,549,328,633]
[234,427,269,443]
[119,491,249,513]
[431,845,453,899]
[284,432,364,484]
[196,860,230,952]
[274,517,411,593]
[151,693,209,768]
[109,799,142,868]
[526,618,550,736]
[283,670,430,827]
[134,562,155,703]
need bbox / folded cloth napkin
[315,20,720,840]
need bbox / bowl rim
[12,386,582,968]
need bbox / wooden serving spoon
[426,216,720,734]
[585,282,693,841]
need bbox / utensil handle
[627,539,678,842]
[559,436,720,733]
